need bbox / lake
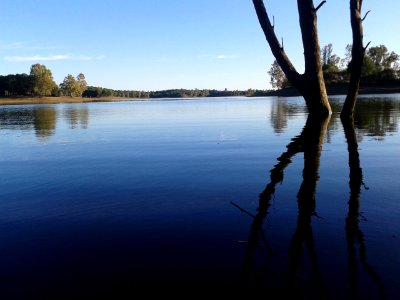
[0,95,399,298]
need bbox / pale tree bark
[252,0,332,117]
[341,0,369,119]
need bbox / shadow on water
[235,112,387,298]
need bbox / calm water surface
[0,96,399,298]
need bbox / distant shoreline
[264,85,400,97]
[0,96,141,106]
[1,85,400,106]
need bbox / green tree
[268,60,288,89]
[344,44,353,68]
[361,55,376,77]
[0,74,34,96]
[30,64,57,96]
[100,88,114,97]
[321,44,342,84]
[77,73,88,95]
[60,75,80,97]
[247,88,255,96]
[345,44,399,79]
[367,45,399,72]
[321,44,341,72]
[60,73,87,97]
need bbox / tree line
[3,44,399,100]
[0,64,88,98]
[0,63,269,99]
[83,87,268,99]
[269,44,400,90]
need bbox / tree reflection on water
[343,118,387,300]
[33,106,57,140]
[0,105,89,140]
[236,107,389,298]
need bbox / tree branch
[364,41,371,52]
[362,10,371,21]
[230,201,255,219]
[314,1,327,12]
[252,0,299,82]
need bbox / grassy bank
[0,96,138,106]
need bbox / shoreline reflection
[33,106,57,140]
[0,104,89,140]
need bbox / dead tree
[341,0,369,119]
[252,0,332,117]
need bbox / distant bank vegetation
[0,64,88,98]
[1,44,399,101]
[269,44,400,90]
[0,64,266,99]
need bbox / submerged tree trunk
[296,0,331,117]
[341,0,367,119]
[252,0,332,116]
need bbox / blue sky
[1,0,399,91]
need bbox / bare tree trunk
[297,0,331,116]
[252,0,332,116]
[341,0,367,119]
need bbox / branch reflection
[342,118,386,299]
[238,115,329,295]
[238,114,386,298]
[285,116,330,298]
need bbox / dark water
[0,96,399,298]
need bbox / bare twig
[364,41,371,52]
[362,10,371,22]
[315,1,327,12]
[230,201,255,218]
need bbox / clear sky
[1,0,399,91]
